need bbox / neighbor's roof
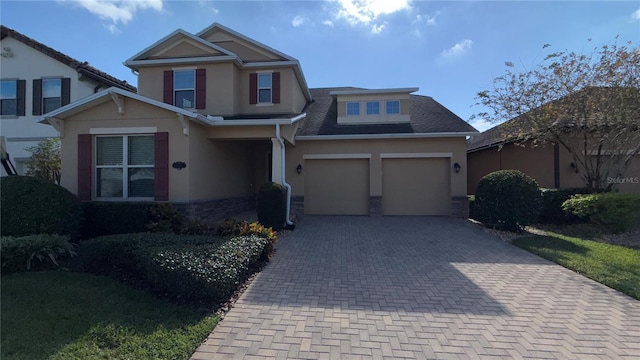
[296,88,478,137]
[1,25,136,92]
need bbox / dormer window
[386,100,400,114]
[174,70,195,108]
[258,73,272,103]
[346,102,360,116]
[366,101,380,115]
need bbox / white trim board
[296,132,478,140]
[380,152,453,159]
[303,154,372,160]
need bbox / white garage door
[305,159,369,215]
[382,158,450,215]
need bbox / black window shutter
[61,78,71,106]
[16,80,26,116]
[32,79,42,115]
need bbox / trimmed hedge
[257,182,287,231]
[1,234,76,274]
[81,202,152,239]
[539,188,591,224]
[71,233,268,306]
[216,218,277,255]
[474,170,542,231]
[562,193,640,233]
[0,176,83,239]
[468,195,476,220]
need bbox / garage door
[382,158,450,215]
[305,159,369,215]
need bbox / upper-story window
[258,73,272,103]
[42,78,62,113]
[1,80,17,115]
[366,101,380,115]
[174,70,195,108]
[386,100,400,114]
[346,102,360,116]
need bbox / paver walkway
[192,216,640,359]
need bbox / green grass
[513,232,640,300]
[1,271,219,360]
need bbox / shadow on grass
[1,271,218,360]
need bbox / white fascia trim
[209,113,306,126]
[196,23,297,61]
[380,152,453,159]
[296,132,479,141]
[330,88,420,96]
[124,29,236,68]
[90,127,157,135]
[125,55,242,68]
[39,87,214,127]
[303,153,372,160]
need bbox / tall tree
[25,138,61,184]
[474,39,640,192]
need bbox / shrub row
[216,218,277,255]
[563,193,640,233]
[71,233,268,306]
[1,234,76,274]
[539,188,591,224]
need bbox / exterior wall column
[270,138,283,184]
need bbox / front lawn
[1,271,219,360]
[513,232,640,300]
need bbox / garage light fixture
[453,162,461,173]
[296,164,302,174]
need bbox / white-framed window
[346,102,360,116]
[386,100,400,114]
[258,73,272,103]
[0,80,17,115]
[366,101,380,115]
[95,135,155,199]
[42,78,62,113]
[174,70,195,108]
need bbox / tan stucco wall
[467,143,640,194]
[238,67,306,115]
[149,40,222,59]
[286,137,468,198]
[206,125,276,140]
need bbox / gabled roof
[0,25,136,92]
[38,87,214,126]
[296,88,478,138]
[197,23,295,62]
[124,28,239,69]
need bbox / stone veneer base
[173,195,256,225]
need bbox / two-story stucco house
[39,23,477,223]
[0,25,136,175]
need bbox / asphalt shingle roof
[297,88,478,136]
[1,25,136,92]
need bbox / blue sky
[2,0,639,131]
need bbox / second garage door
[305,158,369,215]
[382,158,450,215]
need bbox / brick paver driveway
[192,216,640,359]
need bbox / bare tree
[474,39,640,192]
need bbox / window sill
[256,103,274,107]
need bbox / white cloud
[414,12,439,26]
[442,39,473,57]
[60,0,163,25]
[322,20,335,27]
[468,118,494,133]
[632,8,640,21]
[333,0,412,26]
[292,15,306,27]
[371,23,386,34]
[198,0,219,14]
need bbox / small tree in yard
[474,38,640,192]
[25,138,61,184]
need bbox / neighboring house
[0,25,136,175]
[467,113,640,194]
[38,23,477,222]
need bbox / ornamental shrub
[81,202,152,238]
[257,182,287,231]
[468,195,476,220]
[216,218,277,255]
[562,193,640,233]
[0,176,84,240]
[474,170,542,231]
[1,234,76,274]
[539,188,591,224]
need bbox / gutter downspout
[275,124,294,226]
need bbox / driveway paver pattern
[192,216,640,359]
